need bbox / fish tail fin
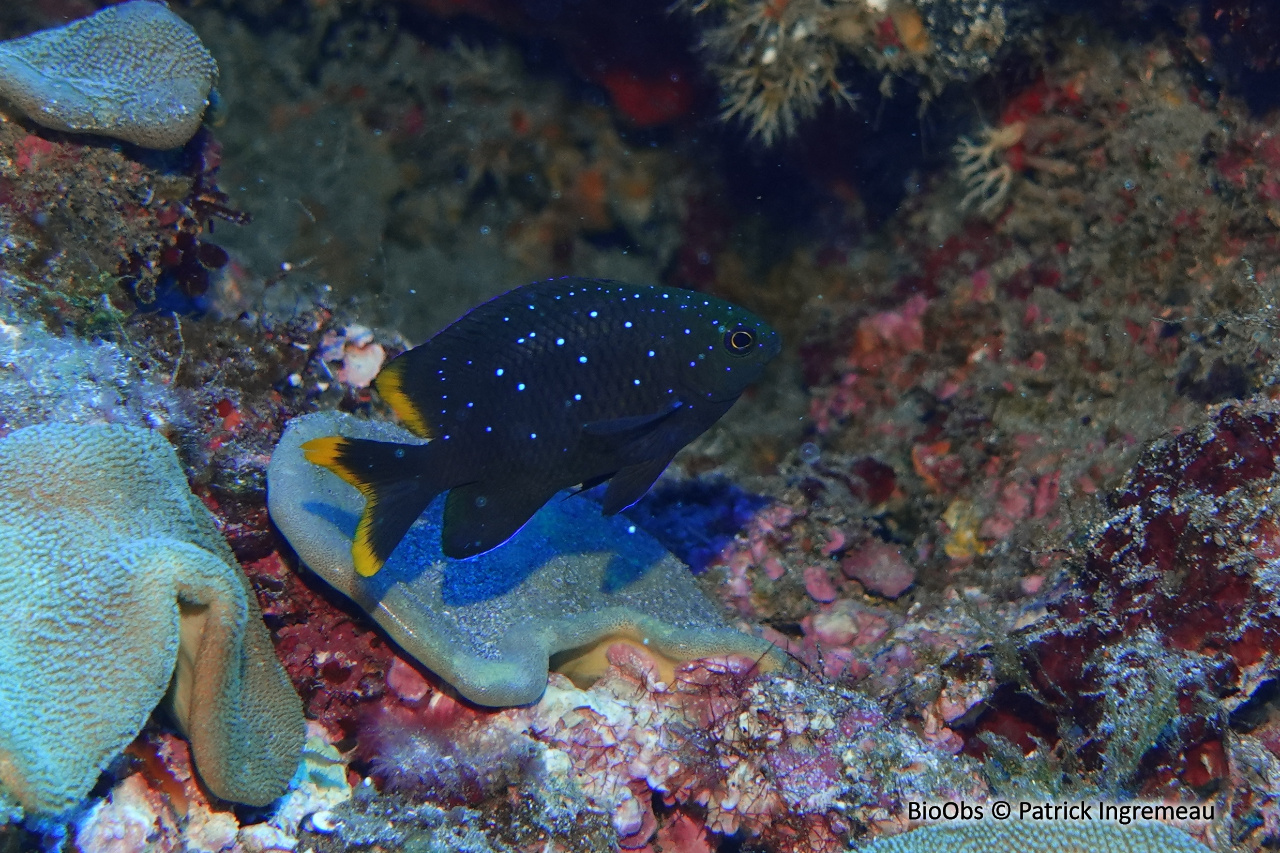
[301,436,441,577]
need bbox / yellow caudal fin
[301,435,439,576]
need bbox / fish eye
[724,326,755,354]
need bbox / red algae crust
[968,399,1280,800]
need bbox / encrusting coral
[0,1,217,149]
[0,309,186,432]
[267,411,778,706]
[858,820,1213,852]
[0,422,303,816]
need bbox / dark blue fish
[303,277,780,574]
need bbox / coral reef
[0,2,217,149]
[12,0,1280,850]
[521,645,984,851]
[71,724,352,853]
[268,411,776,706]
[0,422,302,815]
[0,115,243,328]
[276,642,984,853]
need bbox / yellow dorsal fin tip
[301,436,344,466]
[374,365,432,438]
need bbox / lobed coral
[0,1,217,150]
[268,411,777,707]
[858,820,1213,853]
[0,422,303,815]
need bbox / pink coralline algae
[245,551,395,744]
[806,294,930,435]
[841,543,915,599]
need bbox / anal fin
[443,479,561,559]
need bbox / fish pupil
[725,327,755,353]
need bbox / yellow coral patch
[890,4,931,55]
[551,632,781,689]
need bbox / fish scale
[303,277,780,574]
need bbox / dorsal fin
[373,359,432,438]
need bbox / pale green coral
[267,411,776,707]
[0,1,217,149]
[858,821,1213,853]
[0,422,303,815]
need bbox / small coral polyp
[953,77,1087,218]
[954,121,1026,215]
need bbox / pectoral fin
[601,453,675,515]
[583,400,682,436]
